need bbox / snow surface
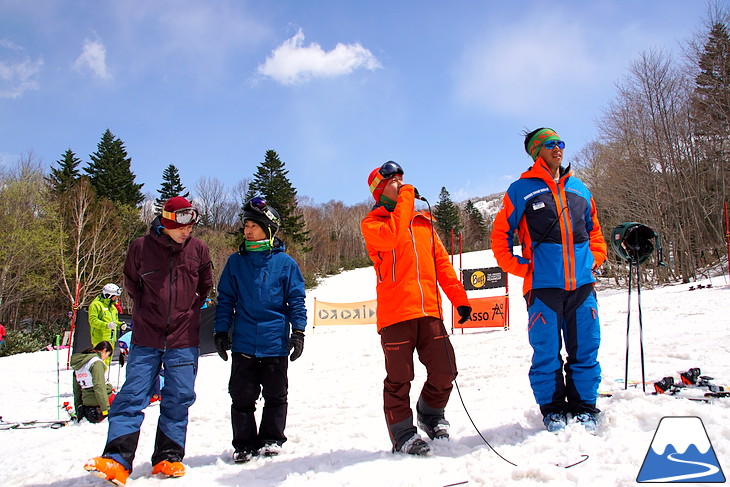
[1,249,729,487]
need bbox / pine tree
[245,150,310,248]
[85,129,144,206]
[155,164,189,212]
[693,22,730,136]
[47,148,82,193]
[463,200,487,251]
[433,186,461,252]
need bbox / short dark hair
[523,127,548,154]
[82,340,113,354]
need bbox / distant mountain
[462,193,503,222]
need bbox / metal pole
[636,260,646,393]
[624,262,633,390]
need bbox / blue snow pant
[525,283,601,417]
[102,345,198,472]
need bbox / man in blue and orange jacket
[490,128,607,433]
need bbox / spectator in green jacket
[89,284,122,365]
[71,341,114,423]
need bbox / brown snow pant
[380,316,457,447]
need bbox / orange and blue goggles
[161,207,199,225]
[543,140,565,150]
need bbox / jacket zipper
[555,181,576,291]
[165,254,173,350]
[390,250,396,281]
[409,215,427,315]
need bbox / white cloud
[74,38,112,80]
[257,29,381,85]
[0,42,43,99]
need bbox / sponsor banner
[313,299,377,326]
[454,296,507,329]
[462,267,507,291]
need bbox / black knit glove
[457,306,472,324]
[288,330,305,361]
[214,332,230,361]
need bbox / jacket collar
[521,157,571,184]
[149,215,186,252]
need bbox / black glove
[288,330,304,361]
[214,332,230,361]
[457,306,472,324]
[76,405,85,422]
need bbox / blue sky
[0,1,713,206]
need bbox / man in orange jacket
[491,128,607,433]
[361,161,472,456]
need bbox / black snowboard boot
[416,397,450,440]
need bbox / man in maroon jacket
[85,197,212,486]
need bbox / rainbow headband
[369,172,386,194]
[527,128,561,161]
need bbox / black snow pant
[229,353,288,452]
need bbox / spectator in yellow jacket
[88,283,122,365]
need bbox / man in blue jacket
[214,197,307,463]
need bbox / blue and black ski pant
[525,283,601,416]
[102,345,198,472]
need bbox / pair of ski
[602,367,728,402]
[0,418,68,430]
[0,403,77,430]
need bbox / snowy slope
[1,249,729,487]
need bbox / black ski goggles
[379,160,404,179]
[161,207,199,225]
[247,197,280,224]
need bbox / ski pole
[116,352,125,390]
[624,263,633,390]
[55,335,61,420]
[636,260,646,393]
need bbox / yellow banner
[313,299,377,326]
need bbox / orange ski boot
[151,459,186,478]
[84,457,130,486]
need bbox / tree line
[1,9,728,337]
[573,9,730,284]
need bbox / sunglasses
[248,197,280,224]
[543,140,565,150]
[162,207,199,225]
[379,160,404,179]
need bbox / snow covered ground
[1,249,729,487]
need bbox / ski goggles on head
[161,207,199,225]
[379,160,404,179]
[543,140,565,150]
[248,197,280,224]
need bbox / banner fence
[313,298,377,327]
